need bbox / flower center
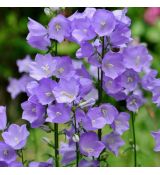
[61,91,74,99]
[57,67,64,74]
[56,112,62,117]
[3,150,9,156]
[101,108,107,116]
[130,99,137,105]
[14,137,19,143]
[41,64,51,75]
[45,92,52,97]
[127,77,133,83]
[55,23,61,32]
[135,56,141,66]
[84,147,94,154]
[100,21,106,28]
[32,108,36,113]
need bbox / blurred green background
[0,7,160,167]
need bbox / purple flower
[29,54,56,81]
[17,55,32,73]
[103,76,122,94]
[79,132,105,158]
[126,94,143,112]
[53,78,79,103]
[2,124,29,150]
[27,17,51,50]
[84,107,107,130]
[53,56,75,79]
[59,142,76,166]
[111,112,130,135]
[119,69,139,91]
[151,131,160,152]
[21,98,45,128]
[92,9,116,36]
[48,14,70,43]
[46,103,71,124]
[100,103,119,124]
[123,46,152,72]
[9,161,23,167]
[72,18,96,43]
[102,52,125,79]
[79,159,99,167]
[29,159,53,167]
[35,78,56,105]
[152,86,160,107]
[0,106,7,131]
[0,142,17,163]
[102,132,125,156]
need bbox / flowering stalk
[54,41,59,167]
[131,112,137,167]
[98,36,105,141]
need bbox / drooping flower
[59,142,76,166]
[0,106,7,131]
[48,14,70,43]
[79,132,105,158]
[2,124,29,150]
[111,112,130,135]
[46,103,71,124]
[34,78,56,105]
[92,9,116,36]
[123,46,152,72]
[17,55,32,73]
[119,69,139,91]
[102,132,125,156]
[53,78,79,103]
[29,158,53,167]
[102,52,125,79]
[29,54,56,81]
[78,159,99,167]
[126,94,143,112]
[151,131,160,152]
[0,142,17,163]
[27,17,51,50]
[100,103,119,124]
[21,97,45,128]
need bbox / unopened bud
[72,134,79,143]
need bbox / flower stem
[131,112,137,167]
[98,36,105,141]
[54,40,59,167]
[21,149,24,165]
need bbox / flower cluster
[2,7,160,167]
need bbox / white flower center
[45,92,52,97]
[55,23,61,32]
[61,91,74,99]
[41,64,51,75]
[56,112,62,117]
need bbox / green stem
[54,123,59,167]
[21,149,24,165]
[98,36,105,141]
[54,40,59,167]
[131,112,137,167]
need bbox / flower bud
[72,134,79,143]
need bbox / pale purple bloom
[35,78,56,105]
[102,132,125,156]
[119,69,139,91]
[126,94,143,112]
[113,8,131,26]
[0,106,7,131]
[2,124,29,150]
[21,98,45,128]
[72,18,96,43]
[0,161,9,167]
[79,132,105,158]
[100,103,119,124]
[79,159,99,167]
[27,17,51,50]
[7,75,33,99]
[109,91,127,101]
[29,54,56,81]
[103,76,122,94]
[151,131,160,152]
[26,81,39,96]
[29,158,53,167]
[53,78,79,103]
[0,142,17,163]
[48,14,70,43]
[17,55,32,73]
[111,112,130,135]
[92,9,116,36]
[59,142,76,166]
[9,161,23,167]
[53,56,75,79]
[46,103,71,124]
[84,107,107,130]
[102,52,125,79]
[123,46,152,72]
[152,86,160,107]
